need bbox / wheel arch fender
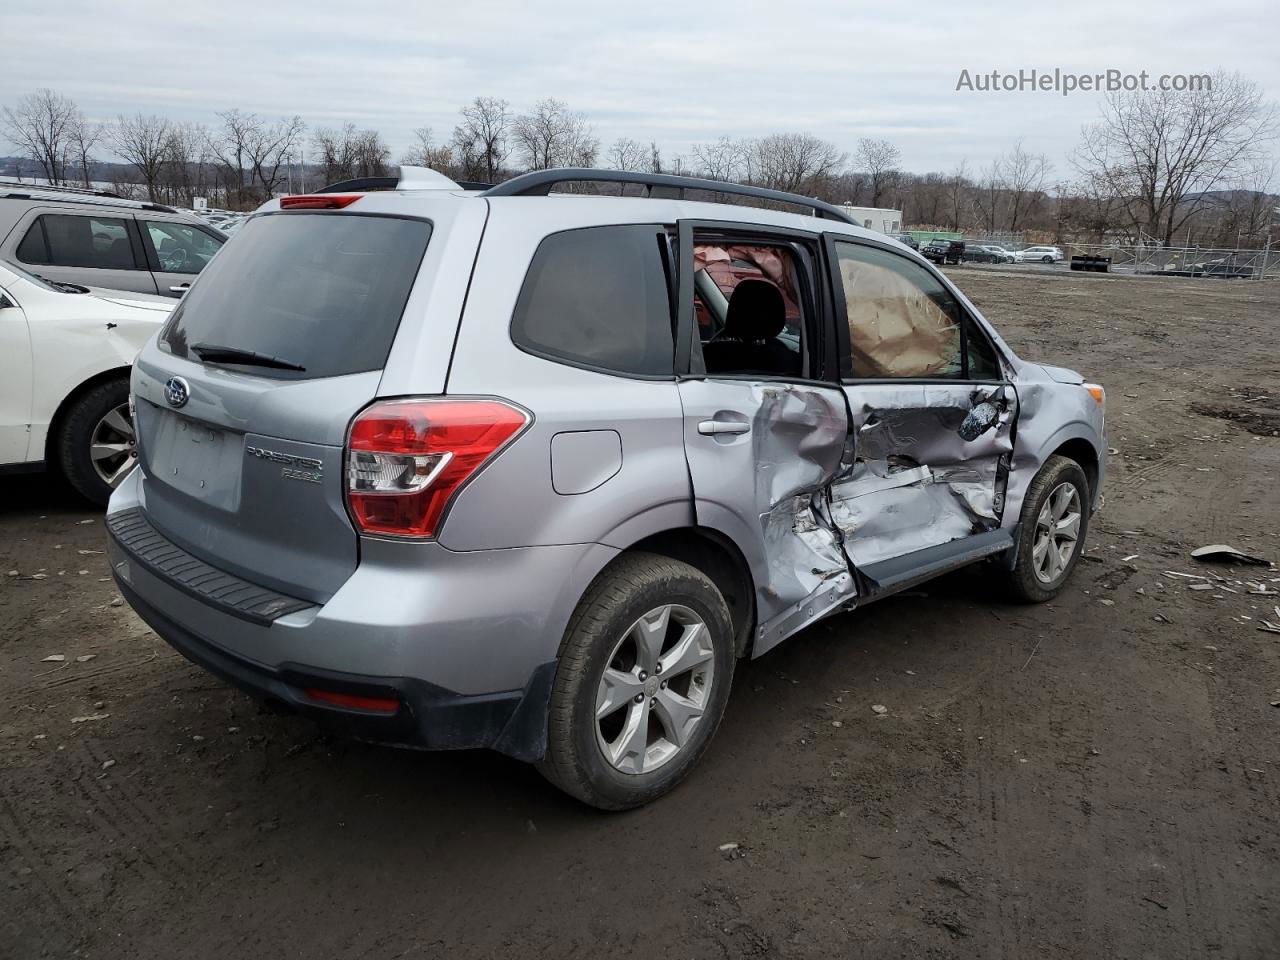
[42,365,132,467]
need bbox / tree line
[4,73,1275,247]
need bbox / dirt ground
[2,269,1278,960]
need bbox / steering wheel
[164,247,188,271]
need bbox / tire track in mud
[71,739,198,886]
[0,774,88,938]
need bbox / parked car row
[893,231,1065,266]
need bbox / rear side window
[159,212,431,380]
[511,225,673,377]
[17,214,138,270]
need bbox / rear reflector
[345,398,530,539]
[280,194,361,209]
[304,688,400,714]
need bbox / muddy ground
[2,269,1278,959]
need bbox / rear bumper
[106,471,619,760]
[116,574,555,758]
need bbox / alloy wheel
[1032,482,1082,584]
[90,402,138,488]
[594,604,715,775]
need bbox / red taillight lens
[345,399,529,538]
[280,194,361,209]
[304,688,400,714]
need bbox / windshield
[158,212,431,380]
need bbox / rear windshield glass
[159,212,431,379]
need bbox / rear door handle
[698,420,750,436]
[169,283,191,294]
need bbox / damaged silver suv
[107,167,1105,810]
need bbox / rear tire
[1005,455,1091,603]
[538,552,736,810]
[57,378,136,507]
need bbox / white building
[840,203,903,234]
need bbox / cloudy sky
[3,0,1277,180]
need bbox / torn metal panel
[832,383,1016,569]
[676,377,854,658]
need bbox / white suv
[0,260,173,502]
[1015,245,1064,263]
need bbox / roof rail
[314,166,493,194]
[0,185,178,214]
[479,168,858,225]
[0,180,122,199]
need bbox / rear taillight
[280,194,361,209]
[345,398,529,539]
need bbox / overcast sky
[3,0,1277,180]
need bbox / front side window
[834,241,1000,381]
[145,221,224,274]
[17,214,137,270]
[511,224,673,377]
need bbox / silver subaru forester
[108,166,1105,809]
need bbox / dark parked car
[964,245,1001,264]
[922,238,964,265]
[896,232,919,250]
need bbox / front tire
[1005,455,1091,603]
[58,378,137,507]
[538,552,736,810]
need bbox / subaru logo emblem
[164,376,190,408]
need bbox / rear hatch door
[130,198,484,602]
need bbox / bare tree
[454,97,510,182]
[162,122,212,205]
[313,123,388,184]
[945,160,971,230]
[207,109,259,207]
[607,137,648,172]
[648,141,663,174]
[248,115,306,199]
[3,89,78,184]
[66,110,104,188]
[403,126,458,176]
[691,136,746,181]
[112,113,172,200]
[749,133,845,193]
[1002,140,1052,232]
[513,99,598,170]
[973,158,1004,235]
[1075,71,1277,245]
[854,137,901,207]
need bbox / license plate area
[147,409,241,509]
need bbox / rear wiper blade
[191,342,306,372]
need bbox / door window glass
[834,241,964,378]
[145,221,224,274]
[692,240,806,378]
[27,215,138,270]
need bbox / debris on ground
[1191,544,1271,567]
[69,713,110,724]
[41,654,66,662]
[871,704,889,715]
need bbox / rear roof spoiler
[314,166,492,194]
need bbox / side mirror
[959,401,999,441]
